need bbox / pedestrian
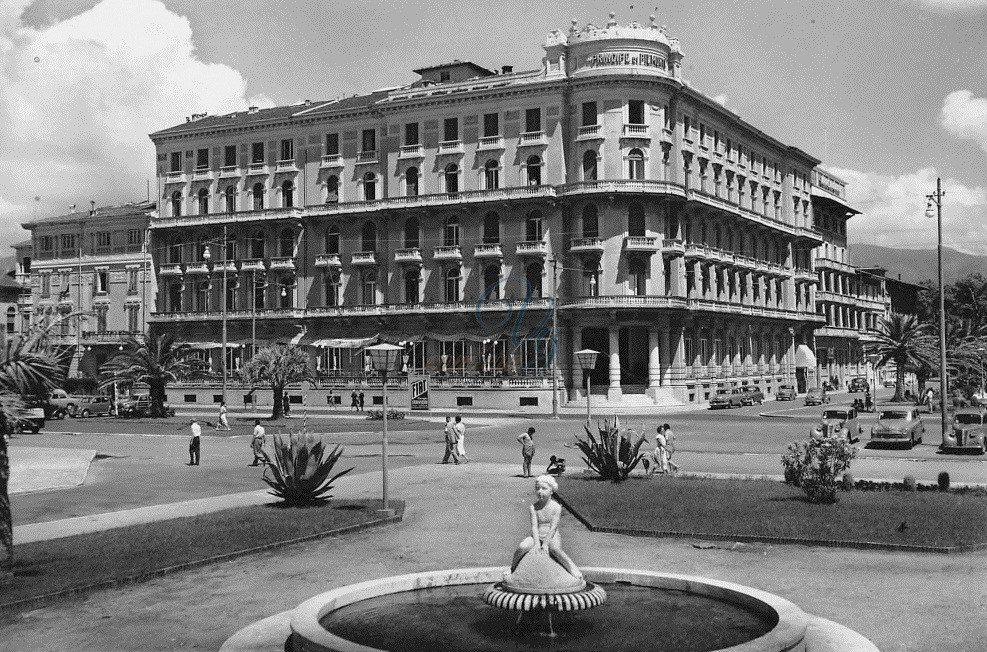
[440,416,459,463]
[662,422,679,474]
[454,415,468,463]
[517,426,536,477]
[358,391,365,412]
[216,401,231,431]
[350,389,359,411]
[188,419,201,465]
[282,393,291,417]
[328,388,336,410]
[250,418,266,466]
[647,425,668,477]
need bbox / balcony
[794,268,817,282]
[519,131,547,147]
[246,162,267,175]
[569,237,605,255]
[684,243,709,260]
[394,248,423,264]
[213,261,237,273]
[356,151,378,164]
[734,255,756,270]
[563,295,687,309]
[661,239,685,256]
[814,257,856,274]
[219,166,240,178]
[240,258,267,272]
[159,263,183,276]
[622,124,650,139]
[516,240,548,257]
[477,136,504,150]
[275,159,298,173]
[473,243,503,259]
[314,254,342,268]
[184,262,209,275]
[437,140,463,154]
[623,236,658,253]
[192,168,212,181]
[562,179,686,198]
[433,245,462,262]
[81,330,140,343]
[269,257,295,271]
[164,171,185,184]
[577,124,603,140]
[351,251,377,266]
[399,144,424,159]
[320,154,342,168]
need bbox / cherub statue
[510,475,582,579]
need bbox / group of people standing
[645,423,678,477]
[350,390,366,412]
[441,416,469,464]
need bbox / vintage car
[740,386,765,406]
[117,395,175,418]
[14,405,46,434]
[870,408,925,448]
[811,407,862,443]
[847,377,870,393]
[776,384,797,401]
[804,387,830,406]
[941,408,987,454]
[76,396,113,418]
[709,388,744,409]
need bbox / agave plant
[262,432,354,506]
[573,416,646,483]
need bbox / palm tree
[240,344,313,419]
[99,333,191,418]
[864,313,936,403]
[0,329,64,585]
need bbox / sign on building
[410,375,429,411]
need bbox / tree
[98,333,191,417]
[240,344,313,419]
[0,330,64,585]
[864,313,935,402]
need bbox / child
[546,455,566,476]
[516,427,535,477]
[510,475,582,579]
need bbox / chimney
[304,99,311,106]
[502,65,513,74]
[89,200,96,216]
[248,106,259,114]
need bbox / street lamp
[201,231,229,404]
[978,347,985,401]
[575,349,600,424]
[925,178,947,438]
[365,342,403,516]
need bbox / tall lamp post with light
[925,178,947,439]
[202,235,229,404]
[575,349,600,424]
[365,343,403,517]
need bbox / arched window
[324,271,340,307]
[325,225,340,254]
[361,221,377,252]
[250,230,265,259]
[484,160,500,190]
[525,210,543,242]
[444,267,460,302]
[628,203,645,237]
[170,191,182,217]
[325,175,339,203]
[404,269,420,304]
[714,225,722,249]
[224,186,236,213]
[278,228,294,257]
[168,280,182,311]
[404,217,419,249]
[252,183,265,210]
[582,150,598,181]
[484,265,501,300]
[405,167,419,196]
[526,263,543,298]
[582,204,599,239]
[526,155,542,186]
[362,270,377,305]
[629,258,647,296]
[627,148,644,180]
[444,163,459,194]
[253,275,266,310]
[444,216,460,247]
[6,307,15,335]
[281,180,294,208]
[363,171,377,201]
[482,212,499,244]
[169,236,183,264]
[197,188,209,215]
[280,275,295,309]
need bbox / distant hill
[850,244,987,286]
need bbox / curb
[0,507,404,617]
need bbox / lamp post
[549,256,560,420]
[575,349,600,424]
[978,347,985,401]
[202,233,229,404]
[365,343,403,516]
[925,178,947,439]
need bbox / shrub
[573,416,647,483]
[365,409,406,421]
[781,436,857,503]
[904,475,917,492]
[262,431,354,506]
[841,472,854,492]
[937,471,950,492]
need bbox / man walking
[440,416,459,464]
[350,389,359,411]
[189,419,201,466]
[453,415,468,463]
[517,427,536,477]
[216,401,231,431]
[250,418,266,466]
[358,391,365,412]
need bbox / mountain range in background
[849,244,987,286]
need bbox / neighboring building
[0,253,24,342]
[20,201,156,379]
[147,14,830,411]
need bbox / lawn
[558,476,987,549]
[3,499,402,611]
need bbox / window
[127,305,140,332]
[195,148,209,170]
[683,115,691,139]
[443,117,459,142]
[444,267,460,302]
[405,167,419,196]
[699,123,706,145]
[627,148,644,180]
[526,263,543,298]
[281,180,294,208]
[628,100,645,124]
[195,280,209,311]
[326,133,339,155]
[128,229,142,247]
[662,105,671,130]
[444,216,460,247]
[280,275,295,308]
[439,70,450,82]
[526,155,542,185]
[629,259,647,296]
[40,236,53,252]
[224,145,236,167]
[97,231,112,248]
[363,172,377,201]
[582,102,597,126]
[250,230,265,258]
[224,186,236,212]
[325,225,340,254]
[404,270,420,303]
[362,270,377,305]
[251,142,264,164]
[404,123,419,146]
[525,211,543,242]
[127,268,138,293]
[325,271,340,306]
[361,221,377,252]
[169,281,182,311]
[279,139,294,161]
[95,270,109,294]
[279,228,294,257]
[628,203,645,236]
[582,150,598,181]
[582,204,599,238]
[483,265,501,299]
[361,129,376,153]
[169,151,182,172]
[169,237,183,264]
[198,188,209,214]
[326,175,339,203]
[524,108,541,133]
[96,307,107,333]
[404,217,420,249]
[484,160,499,189]
[252,183,264,210]
[62,234,77,251]
[40,273,50,295]
[171,191,182,217]
[482,212,499,244]
[5,307,14,335]
[444,163,459,193]
[483,112,499,137]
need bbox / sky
[1,0,986,256]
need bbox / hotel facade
[145,15,845,410]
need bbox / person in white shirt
[250,419,266,466]
[189,420,202,465]
[453,415,468,463]
[216,401,231,431]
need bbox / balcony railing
[239,258,267,272]
[356,151,378,164]
[165,171,185,184]
[320,154,342,167]
[159,263,183,276]
[433,245,462,261]
[569,237,605,254]
[438,140,463,154]
[314,254,342,268]
[275,159,297,172]
[269,257,295,270]
[662,239,685,256]
[477,136,504,150]
[562,180,685,197]
[516,240,548,256]
[149,206,304,229]
[623,236,658,252]
[622,123,650,138]
[81,330,140,343]
[351,251,377,266]
[185,262,209,275]
[519,131,547,146]
[399,144,424,158]
[394,248,423,264]
[473,243,503,259]
[684,244,709,260]
[563,295,687,309]
[220,166,240,178]
[246,162,267,175]
[192,168,212,180]
[577,124,602,139]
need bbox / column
[608,326,622,401]
[660,327,671,387]
[669,324,686,384]
[570,327,583,399]
[647,326,662,399]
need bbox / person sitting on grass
[510,475,582,580]
[546,455,566,477]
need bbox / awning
[309,336,379,349]
[183,342,224,350]
[795,344,817,368]
[426,331,504,343]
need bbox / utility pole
[221,224,228,404]
[550,255,560,419]
[925,178,947,442]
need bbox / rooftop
[21,200,156,229]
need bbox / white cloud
[908,0,987,11]
[0,0,273,244]
[941,90,987,154]
[836,166,987,255]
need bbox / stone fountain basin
[289,567,811,652]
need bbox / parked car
[811,407,862,443]
[870,408,925,448]
[14,404,46,433]
[709,388,744,409]
[776,384,797,401]
[940,407,987,454]
[740,386,765,406]
[44,389,82,419]
[76,395,113,418]
[804,387,830,406]
[883,379,896,388]
[847,377,870,393]
[118,395,174,418]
